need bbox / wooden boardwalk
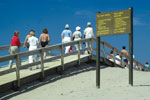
[0,54,91,92]
[0,38,148,94]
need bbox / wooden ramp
[0,54,92,93]
[0,38,149,94]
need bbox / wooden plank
[19,49,41,58]
[60,45,64,72]
[0,54,90,93]
[62,41,78,47]
[0,55,16,63]
[42,44,62,52]
[0,43,24,51]
[40,50,44,80]
[0,56,62,76]
[15,55,21,88]
[0,68,16,76]
[77,41,81,65]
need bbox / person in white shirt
[115,54,121,65]
[73,26,82,51]
[84,22,95,54]
[28,30,39,69]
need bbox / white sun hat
[76,26,81,31]
[65,24,69,29]
[87,22,91,26]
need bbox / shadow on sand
[134,85,150,87]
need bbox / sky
[0,0,150,64]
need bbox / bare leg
[43,51,47,59]
[88,50,91,54]
[9,60,13,69]
[85,50,88,54]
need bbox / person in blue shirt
[145,62,150,69]
[61,24,72,53]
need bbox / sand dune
[1,63,150,100]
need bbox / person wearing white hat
[61,24,72,54]
[65,24,69,29]
[73,26,82,51]
[84,22,95,54]
[87,22,91,26]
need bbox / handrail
[0,38,148,70]
[92,39,149,71]
[0,37,149,90]
[0,43,24,52]
[0,38,148,71]
[0,38,93,89]
[0,38,92,63]
[0,38,91,52]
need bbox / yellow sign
[96,9,131,37]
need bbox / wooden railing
[0,38,93,89]
[0,38,149,89]
[0,43,24,52]
[92,39,149,71]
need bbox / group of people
[7,22,150,71]
[107,46,130,67]
[61,22,95,54]
[8,22,95,70]
[107,46,150,71]
[9,29,50,69]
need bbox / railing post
[15,55,21,90]
[102,42,106,62]
[40,49,45,80]
[136,62,139,70]
[121,53,124,67]
[60,45,64,74]
[77,41,80,65]
[88,39,90,53]
[112,48,116,66]
[90,38,93,60]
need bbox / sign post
[129,7,133,86]
[96,8,133,88]
[96,12,101,88]
[96,37,100,88]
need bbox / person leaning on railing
[9,31,21,69]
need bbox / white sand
[1,63,150,100]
